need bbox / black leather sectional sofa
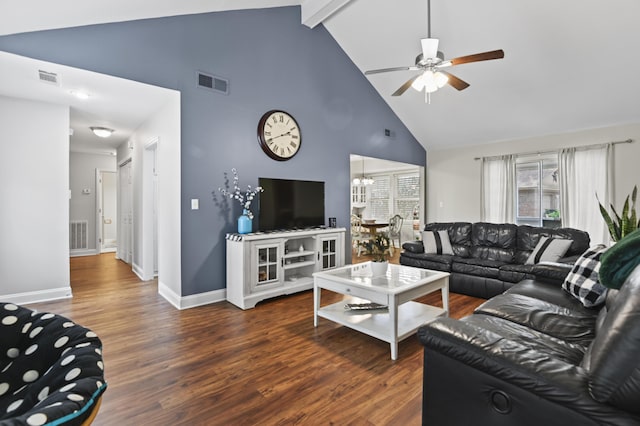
[417,260,640,425]
[400,222,590,298]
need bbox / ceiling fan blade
[449,49,504,66]
[365,66,419,75]
[392,75,421,96]
[421,38,439,59]
[441,71,470,91]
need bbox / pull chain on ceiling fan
[364,0,504,104]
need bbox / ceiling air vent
[38,70,60,86]
[197,71,229,95]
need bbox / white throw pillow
[422,230,454,255]
[526,236,573,265]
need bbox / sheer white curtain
[481,155,515,223]
[559,144,612,245]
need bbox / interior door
[99,170,117,252]
[118,159,133,264]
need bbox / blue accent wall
[0,7,425,296]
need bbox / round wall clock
[257,110,301,161]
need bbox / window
[516,156,561,227]
[363,172,420,222]
[368,176,390,221]
[395,173,420,220]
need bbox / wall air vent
[38,70,60,85]
[197,71,229,95]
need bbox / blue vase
[237,209,252,234]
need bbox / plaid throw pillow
[562,244,609,307]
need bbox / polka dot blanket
[0,303,106,425]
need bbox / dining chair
[351,214,372,257]
[388,214,404,254]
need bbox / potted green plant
[597,185,639,242]
[360,232,391,274]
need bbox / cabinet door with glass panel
[318,234,342,270]
[250,240,283,293]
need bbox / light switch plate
[191,199,199,210]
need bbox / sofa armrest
[418,318,637,425]
[419,318,592,409]
[531,262,573,284]
[402,240,424,254]
[558,254,580,265]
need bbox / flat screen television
[258,178,325,231]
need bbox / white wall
[117,94,182,303]
[427,123,640,242]
[69,151,116,253]
[0,95,71,303]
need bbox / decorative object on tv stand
[597,185,639,242]
[218,168,263,234]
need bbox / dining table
[362,221,389,235]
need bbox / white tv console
[226,227,346,309]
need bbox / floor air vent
[197,71,229,95]
[38,70,60,85]
[70,220,89,250]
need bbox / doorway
[97,170,117,253]
[118,158,133,265]
[349,155,425,261]
[141,138,159,279]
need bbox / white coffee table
[313,262,449,360]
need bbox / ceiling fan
[364,0,504,103]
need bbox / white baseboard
[70,249,98,257]
[1,287,73,305]
[158,281,226,310]
[132,263,154,281]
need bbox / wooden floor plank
[22,253,485,425]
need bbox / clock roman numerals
[259,110,301,161]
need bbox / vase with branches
[218,168,263,234]
[597,185,639,242]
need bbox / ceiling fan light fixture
[411,73,425,91]
[434,71,449,88]
[90,126,114,138]
[363,0,504,101]
[420,38,439,60]
[422,70,439,93]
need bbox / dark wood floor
[24,252,484,425]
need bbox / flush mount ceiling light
[90,126,114,138]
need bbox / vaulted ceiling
[2,0,640,151]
